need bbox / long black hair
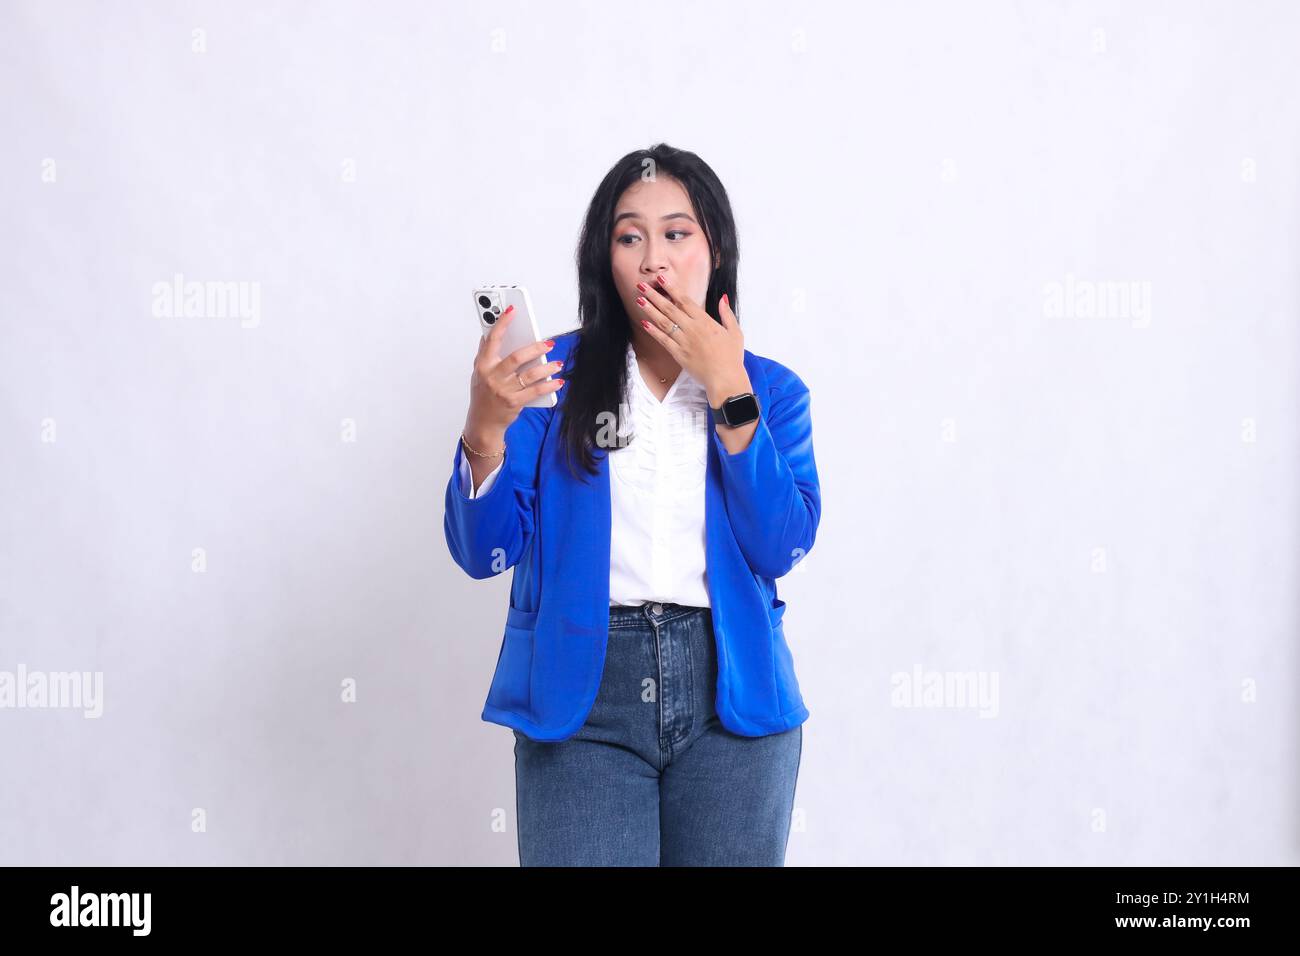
[556,143,741,481]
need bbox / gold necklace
[635,352,673,384]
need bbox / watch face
[723,394,760,424]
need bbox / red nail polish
[637,296,647,306]
[504,304,515,314]
[656,275,666,284]
[641,320,650,329]
[545,339,555,348]
[722,293,729,307]
[637,281,647,291]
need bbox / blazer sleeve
[711,369,821,579]
[443,405,550,579]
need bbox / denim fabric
[513,601,802,866]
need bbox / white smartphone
[472,284,556,409]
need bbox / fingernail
[656,275,666,284]
[636,296,647,306]
[545,339,555,348]
[722,293,728,307]
[641,320,650,329]
[504,304,514,315]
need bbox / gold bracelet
[461,432,506,459]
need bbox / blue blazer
[444,329,821,741]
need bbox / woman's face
[610,176,716,339]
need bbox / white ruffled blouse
[458,342,711,608]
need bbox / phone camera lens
[477,295,492,309]
[482,310,495,324]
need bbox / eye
[615,230,692,246]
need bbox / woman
[444,143,821,866]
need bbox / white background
[1,0,1296,865]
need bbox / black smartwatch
[711,392,760,428]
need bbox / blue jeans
[512,601,803,866]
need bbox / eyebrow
[612,211,698,226]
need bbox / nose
[639,238,670,274]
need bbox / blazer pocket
[768,598,788,628]
[506,604,539,631]
[769,598,801,715]
[495,604,538,712]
